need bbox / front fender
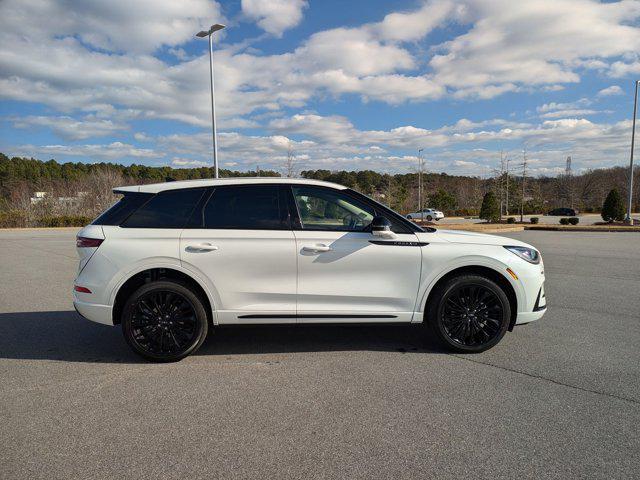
[414,253,525,322]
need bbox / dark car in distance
[546,207,578,216]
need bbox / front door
[290,185,422,322]
[180,184,297,324]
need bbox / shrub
[601,188,625,222]
[0,210,28,228]
[568,217,579,225]
[506,217,516,224]
[559,217,570,225]
[37,215,92,227]
[530,217,539,224]
[479,192,500,223]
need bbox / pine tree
[479,191,500,222]
[601,188,625,222]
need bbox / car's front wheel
[427,274,510,353]
[122,280,209,362]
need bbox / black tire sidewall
[427,215,433,221]
[428,275,510,353]
[122,280,209,362]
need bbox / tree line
[0,152,637,227]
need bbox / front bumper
[515,282,547,325]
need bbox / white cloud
[538,109,600,119]
[597,85,624,97]
[429,0,640,98]
[17,142,160,160]
[12,115,127,140]
[171,157,210,167]
[609,59,640,77]
[0,0,223,54]
[241,0,308,37]
[372,0,459,42]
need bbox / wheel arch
[422,265,518,331]
[112,267,214,326]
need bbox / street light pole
[626,80,639,224]
[196,24,226,178]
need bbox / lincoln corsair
[74,178,546,361]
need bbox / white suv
[74,178,546,361]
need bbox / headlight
[504,246,540,264]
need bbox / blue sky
[1,0,639,176]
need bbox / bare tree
[285,142,297,178]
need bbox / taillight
[74,285,92,294]
[76,236,103,248]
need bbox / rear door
[180,184,297,324]
[289,185,422,323]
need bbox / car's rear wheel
[427,274,510,353]
[122,280,209,362]
[426,215,433,221]
[407,215,413,220]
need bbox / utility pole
[565,155,573,209]
[520,149,527,222]
[499,151,506,219]
[418,148,424,222]
[625,80,639,224]
[505,154,510,216]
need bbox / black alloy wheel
[122,280,208,362]
[427,274,510,353]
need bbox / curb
[525,225,640,232]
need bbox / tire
[426,274,510,353]
[122,280,209,362]
[426,215,433,222]
[407,215,413,220]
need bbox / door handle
[186,243,219,252]
[302,244,332,253]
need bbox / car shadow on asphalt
[0,311,446,363]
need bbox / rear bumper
[73,300,113,325]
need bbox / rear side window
[92,192,152,226]
[123,188,206,228]
[202,185,286,229]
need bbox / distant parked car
[546,207,578,216]
[406,208,444,221]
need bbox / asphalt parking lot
[1,228,638,479]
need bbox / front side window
[203,185,286,229]
[122,188,205,228]
[292,186,374,231]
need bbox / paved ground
[1,228,638,480]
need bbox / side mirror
[370,216,397,239]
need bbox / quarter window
[92,192,152,226]
[122,188,205,228]
[203,185,286,229]
[292,186,374,231]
